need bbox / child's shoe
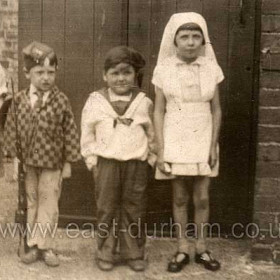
[20,246,39,264]
[195,250,220,271]
[96,259,114,271]
[167,252,190,272]
[127,259,146,272]
[42,249,60,267]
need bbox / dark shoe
[20,247,39,264]
[195,250,220,271]
[96,259,114,271]
[42,249,60,267]
[167,252,190,273]
[127,259,146,272]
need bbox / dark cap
[104,46,145,73]
[22,41,58,71]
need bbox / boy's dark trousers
[95,157,148,262]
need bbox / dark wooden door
[18,0,259,234]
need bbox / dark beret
[104,46,146,73]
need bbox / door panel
[93,0,127,88]
[59,0,95,221]
[42,0,65,90]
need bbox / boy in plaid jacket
[3,41,80,266]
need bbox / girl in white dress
[153,13,224,272]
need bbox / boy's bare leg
[193,176,210,254]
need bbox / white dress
[152,55,224,178]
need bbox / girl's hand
[157,155,171,175]
[62,162,71,179]
[209,145,218,169]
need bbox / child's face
[25,65,56,92]
[103,63,136,95]
[175,29,204,60]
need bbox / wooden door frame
[248,0,262,224]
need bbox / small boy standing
[81,46,156,272]
[3,41,80,266]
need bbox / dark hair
[174,22,205,46]
[104,46,146,87]
[104,46,145,73]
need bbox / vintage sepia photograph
[1,0,280,279]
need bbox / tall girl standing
[153,13,224,272]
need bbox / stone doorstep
[251,243,273,262]
[251,242,280,264]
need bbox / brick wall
[252,0,280,263]
[0,0,18,225]
[0,0,18,90]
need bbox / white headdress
[157,12,217,65]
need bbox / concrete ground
[1,163,280,279]
[1,231,280,280]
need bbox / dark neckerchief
[97,87,142,127]
[98,87,141,116]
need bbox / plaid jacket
[3,86,81,169]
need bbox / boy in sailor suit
[81,46,156,272]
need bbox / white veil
[156,12,217,65]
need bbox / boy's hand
[85,156,97,171]
[209,145,218,169]
[148,153,157,168]
[62,162,71,179]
